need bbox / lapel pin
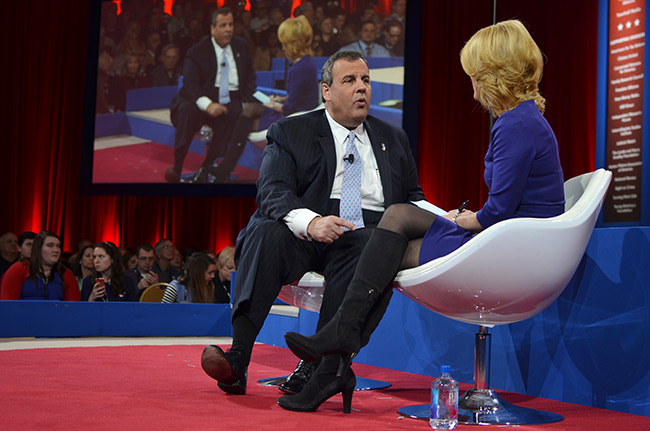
[381,143,386,152]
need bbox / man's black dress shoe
[278,359,319,395]
[164,167,180,183]
[188,167,210,184]
[206,164,231,183]
[201,345,248,395]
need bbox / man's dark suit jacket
[256,109,423,223]
[170,35,256,113]
[236,108,424,257]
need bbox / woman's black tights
[376,203,439,269]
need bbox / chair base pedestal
[398,389,563,425]
[257,375,391,391]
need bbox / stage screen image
[83,0,409,195]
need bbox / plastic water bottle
[430,365,458,429]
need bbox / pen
[455,200,470,217]
[452,200,469,224]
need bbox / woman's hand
[88,280,106,302]
[454,210,483,233]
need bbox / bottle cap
[441,365,451,374]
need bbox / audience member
[376,19,404,57]
[109,53,150,112]
[81,241,138,301]
[330,7,346,35]
[96,49,115,114]
[268,7,285,27]
[124,243,159,296]
[178,16,206,62]
[149,44,182,87]
[161,252,217,303]
[293,1,316,27]
[252,25,283,71]
[214,246,235,303]
[143,31,163,73]
[338,24,359,47]
[0,232,18,278]
[250,0,271,33]
[167,2,187,44]
[313,16,340,57]
[68,238,93,268]
[1,231,80,301]
[384,0,407,30]
[165,7,261,184]
[339,21,390,57]
[145,5,171,46]
[153,238,183,282]
[122,250,138,271]
[171,247,183,271]
[113,20,147,74]
[72,245,94,291]
[17,231,37,262]
[347,1,377,30]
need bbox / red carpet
[1,344,648,430]
[93,142,259,183]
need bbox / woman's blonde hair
[278,15,313,61]
[460,20,545,117]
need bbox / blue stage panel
[0,301,232,337]
[256,226,650,419]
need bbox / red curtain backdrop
[0,0,597,254]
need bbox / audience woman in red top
[0,231,80,301]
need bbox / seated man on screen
[200,51,425,395]
[166,7,263,184]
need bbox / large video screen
[81,0,415,196]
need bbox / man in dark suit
[165,7,262,183]
[124,244,159,297]
[201,51,425,395]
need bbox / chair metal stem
[475,325,491,390]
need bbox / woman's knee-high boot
[284,228,408,363]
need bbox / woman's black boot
[277,354,356,413]
[284,228,408,362]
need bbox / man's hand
[307,216,356,243]
[206,102,228,117]
[137,271,159,291]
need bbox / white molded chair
[393,169,611,425]
[276,169,611,422]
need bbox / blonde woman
[279,20,566,413]
[264,15,319,117]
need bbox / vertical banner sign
[606,0,645,222]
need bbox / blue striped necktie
[340,131,365,229]
[219,52,230,104]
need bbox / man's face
[19,239,33,260]
[162,48,180,71]
[211,12,234,48]
[393,0,407,15]
[1,234,18,257]
[384,25,402,46]
[360,22,378,44]
[137,249,155,273]
[157,240,175,261]
[322,59,372,129]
